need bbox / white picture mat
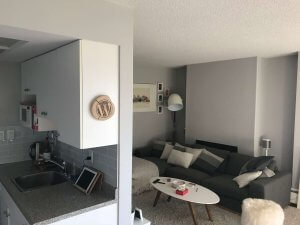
[133,84,156,112]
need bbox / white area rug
[133,191,300,225]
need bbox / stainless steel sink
[13,171,67,192]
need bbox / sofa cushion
[194,144,230,173]
[165,166,210,184]
[225,153,253,176]
[151,140,167,158]
[201,175,249,201]
[143,157,172,175]
[239,156,274,174]
[191,150,224,175]
[167,150,193,168]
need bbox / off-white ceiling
[111,0,300,67]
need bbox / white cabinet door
[0,184,10,225]
[50,203,117,225]
[81,40,119,149]
[21,60,39,98]
[0,183,29,225]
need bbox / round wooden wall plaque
[91,95,115,121]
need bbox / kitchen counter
[0,160,117,225]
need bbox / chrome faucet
[45,159,67,175]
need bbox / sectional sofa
[134,140,292,212]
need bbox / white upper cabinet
[21,40,119,149]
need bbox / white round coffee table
[150,177,220,225]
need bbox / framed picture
[157,82,163,92]
[158,105,163,114]
[157,94,163,103]
[133,84,157,112]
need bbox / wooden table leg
[153,191,162,207]
[205,205,213,221]
[167,196,172,202]
[188,202,198,225]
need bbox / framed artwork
[157,82,163,92]
[157,94,163,103]
[133,84,157,112]
[157,105,163,115]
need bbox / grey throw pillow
[191,150,224,175]
[239,156,274,175]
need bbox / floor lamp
[168,93,183,145]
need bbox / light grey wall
[0,62,21,125]
[186,57,258,155]
[293,53,300,189]
[0,1,133,224]
[255,56,297,173]
[0,63,46,164]
[133,62,186,148]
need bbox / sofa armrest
[133,146,152,158]
[248,171,292,208]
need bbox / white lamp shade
[168,93,183,111]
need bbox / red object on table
[176,188,189,195]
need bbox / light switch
[7,129,14,142]
[0,131,5,142]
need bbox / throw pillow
[191,149,224,174]
[233,171,262,188]
[167,150,193,169]
[239,156,274,174]
[173,145,186,152]
[151,140,170,158]
[260,167,275,178]
[160,143,174,160]
[268,160,279,172]
[186,147,204,164]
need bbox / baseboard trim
[290,189,298,204]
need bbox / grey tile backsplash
[55,141,118,188]
[0,125,47,164]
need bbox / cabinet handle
[24,88,30,92]
[41,112,48,116]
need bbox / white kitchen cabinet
[21,40,119,149]
[0,183,29,225]
[50,203,117,225]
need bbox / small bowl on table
[171,180,186,190]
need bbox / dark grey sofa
[134,141,292,212]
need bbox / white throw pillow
[186,148,204,164]
[167,150,193,168]
[260,167,275,178]
[160,143,174,160]
[233,171,262,188]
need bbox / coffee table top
[150,177,220,205]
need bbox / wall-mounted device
[20,104,34,129]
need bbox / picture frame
[157,82,163,92]
[74,167,101,195]
[133,84,157,112]
[157,93,163,103]
[158,105,163,115]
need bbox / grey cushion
[225,153,253,176]
[201,175,249,201]
[191,150,224,175]
[195,145,230,173]
[239,156,274,174]
[143,157,172,175]
[165,166,210,184]
[151,140,167,158]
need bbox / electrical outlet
[89,151,94,164]
[7,129,14,142]
[0,131,5,142]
